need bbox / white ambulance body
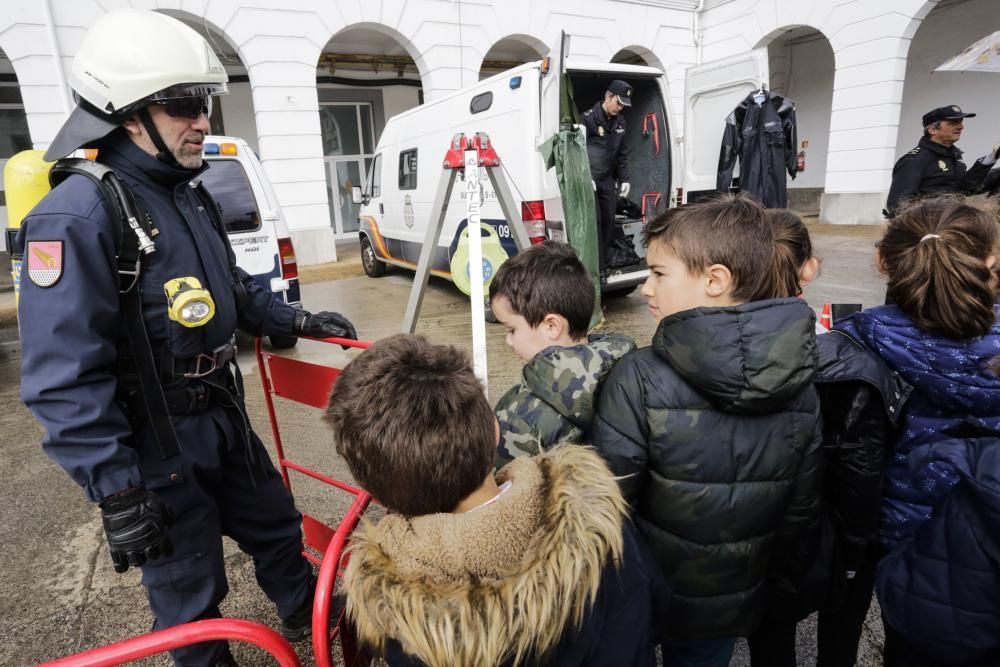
[354,58,679,292]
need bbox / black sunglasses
[153,95,212,120]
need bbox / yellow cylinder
[4,150,53,303]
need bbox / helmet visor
[152,95,213,120]
[146,82,228,102]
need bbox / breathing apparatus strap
[191,180,248,309]
[50,159,181,460]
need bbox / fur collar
[343,445,626,667]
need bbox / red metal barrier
[37,619,300,667]
[256,335,375,667]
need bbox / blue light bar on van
[510,76,522,89]
[203,143,220,155]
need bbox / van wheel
[361,236,387,277]
[268,335,299,349]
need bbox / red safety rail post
[255,335,376,667]
[37,619,300,667]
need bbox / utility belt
[119,336,238,417]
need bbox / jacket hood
[343,445,627,667]
[522,332,636,426]
[652,298,817,413]
[837,306,1000,415]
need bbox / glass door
[319,102,375,237]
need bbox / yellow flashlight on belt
[164,277,216,328]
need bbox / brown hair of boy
[488,241,594,339]
[324,334,497,516]
[760,209,813,300]
[879,197,998,340]
[643,193,773,302]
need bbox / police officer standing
[583,80,631,272]
[16,10,356,666]
[886,105,999,217]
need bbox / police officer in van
[15,10,356,666]
[583,80,631,272]
[886,104,999,217]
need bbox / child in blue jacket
[836,196,1000,666]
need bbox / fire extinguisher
[796,150,806,172]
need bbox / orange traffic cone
[819,303,832,329]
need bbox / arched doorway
[478,35,549,80]
[158,11,259,152]
[756,26,834,215]
[896,0,1000,163]
[317,24,427,238]
[0,46,33,233]
[611,46,665,71]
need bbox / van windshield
[200,158,262,233]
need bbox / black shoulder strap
[49,159,180,460]
[191,180,247,308]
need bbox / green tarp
[540,76,602,328]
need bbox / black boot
[280,575,347,642]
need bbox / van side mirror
[352,186,368,205]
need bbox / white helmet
[45,9,228,161]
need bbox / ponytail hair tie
[920,234,942,243]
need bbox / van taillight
[520,201,547,245]
[278,237,298,279]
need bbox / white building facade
[1,0,996,264]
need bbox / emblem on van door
[404,194,414,228]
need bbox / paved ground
[0,224,890,666]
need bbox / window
[398,149,418,190]
[369,154,382,198]
[470,92,493,114]
[199,159,261,233]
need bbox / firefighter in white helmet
[16,9,355,665]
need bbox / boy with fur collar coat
[325,335,668,667]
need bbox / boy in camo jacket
[490,241,635,467]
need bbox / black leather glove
[99,486,174,573]
[294,310,358,341]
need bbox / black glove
[294,310,358,341]
[99,486,174,573]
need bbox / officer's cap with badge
[922,105,976,127]
[607,80,633,107]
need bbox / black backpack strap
[50,159,180,460]
[191,179,247,308]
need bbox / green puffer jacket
[593,299,823,640]
[495,332,636,467]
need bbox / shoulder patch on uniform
[907,147,921,155]
[27,240,64,288]
[583,109,592,116]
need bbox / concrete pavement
[0,224,889,666]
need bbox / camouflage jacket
[495,332,636,467]
[592,299,824,640]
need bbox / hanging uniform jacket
[717,91,798,208]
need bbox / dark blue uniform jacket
[17,131,296,503]
[582,101,628,184]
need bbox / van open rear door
[683,50,767,202]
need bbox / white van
[353,58,678,294]
[199,135,302,348]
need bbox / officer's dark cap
[922,105,976,127]
[607,80,632,107]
